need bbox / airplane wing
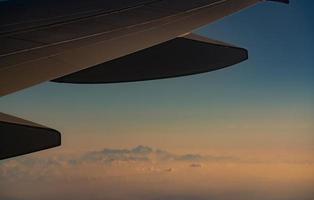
[0,112,61,160]
[0,0,264,96]
[0,0,289,159]
[52,33,248,84]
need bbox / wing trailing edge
[52,34,248,84]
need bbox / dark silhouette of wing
[53,34,248,83]
[0,113,61,160]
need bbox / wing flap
[0,112,61,160]
[52,34,248,83]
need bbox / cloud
[79,145,237,164]
[0,145,239,181]
[80,145,154,164]
[1,146,314,200]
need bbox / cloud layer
[1,146,313,200]
[79,145,237,164]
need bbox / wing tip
[0,113,62,160]
[265,0,289,4]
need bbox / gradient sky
[0,1,314,200]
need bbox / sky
[0,1,314,200]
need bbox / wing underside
[53,34,248,83]
[0,113,61,160]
